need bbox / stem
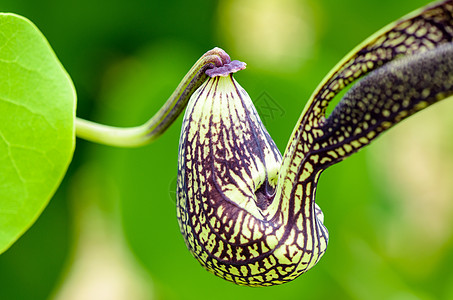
[75,118,150,147]
[75,47,232,147]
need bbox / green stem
[75,47,232,147]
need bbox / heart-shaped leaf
[0,13,76,253]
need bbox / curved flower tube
[176,0,453,286]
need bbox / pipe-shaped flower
[177,0,453,286]
[177,63,328,286]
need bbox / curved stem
[75,47,232,147]
[75,118,150,147]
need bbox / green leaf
[0,13,75,253]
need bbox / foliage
[0,13,75,254]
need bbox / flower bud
[176,62,328,286]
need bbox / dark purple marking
[206,60,247,77]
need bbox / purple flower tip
[206,60,247,77]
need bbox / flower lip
[205,60,247,77]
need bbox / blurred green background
[2,0,453,299]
